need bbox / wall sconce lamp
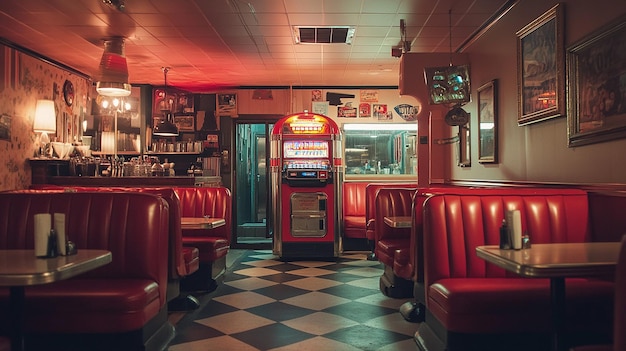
[33,99,56,157]
[96,37,131,97]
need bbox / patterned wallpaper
[0,42,92,191]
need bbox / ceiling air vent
[294,26,355,44]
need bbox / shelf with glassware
[149,127,221,177]
[86,90,143,157]
[148,86,222,177]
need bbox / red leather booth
[415,188,615,351]
[0,192,173,351]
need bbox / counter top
[48,176,196,187]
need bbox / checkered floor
[167,250,418,351]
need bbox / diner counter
[47,176,196,187]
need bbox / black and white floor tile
[168,250,418,351]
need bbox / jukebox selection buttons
[284,160,331,170]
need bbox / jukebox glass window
[343,123,417,176]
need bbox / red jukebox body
[270,112,343,259]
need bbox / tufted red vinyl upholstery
[342,182,368,239]
[26,185,200,282]
[407,186,494,305]
[373,187,416,268]
[588,191,626,243]
[173,187,231,263]
[420,189,614,336]
[0,192,169,334]
[364,183,416,242]
[26,185,231,273]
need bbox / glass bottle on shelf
[194,157,203,176]
[187,162,195,177]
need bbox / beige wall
[453,0,626,184]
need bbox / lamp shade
[100,131,116,155]
[153,113,179,137]
[33,99,56,133]
[96,37,131,97]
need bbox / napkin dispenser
[34,213,76,257]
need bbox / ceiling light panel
[294,26,355,44]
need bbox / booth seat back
[408,186,524,302]
[342,182,368,239]
[173,187,232,241]
[422,188,590,288]
[27,185,194,279]
[343,182,367,217]
[588,190,626,242]
[341,182,368,239]
[373,187,416,267]
[406,186,476,283]
[365,182,416,241]
[0,192,169,306]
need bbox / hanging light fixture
[96,37,131,97]
[153,67,179,137]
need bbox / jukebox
[270,111,344,259]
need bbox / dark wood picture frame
[516,3,565,126]
[458,123,471,168]
[217,93,237,117]
[567,14,626,147]
[173,115,195,132]
[478,80,498,163]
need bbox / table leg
[550,277,566,351]
[9,286,25,351]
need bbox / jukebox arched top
[271,111,341,137]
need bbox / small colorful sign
[394,104,420,121]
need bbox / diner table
[475,242,620,351]
[383,216,412,228]
[181,217,226,230]
[0,249,112,351]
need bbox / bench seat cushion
[393,248,412,280]
[343,215,366,239]
[182,246,200,275]
[376,238,408,267]
[428,277,614,334]
[182,236,230,262]
[5,279,162,333]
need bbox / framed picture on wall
[217,93,237,117]
[312,101,329,115]
[516,3,565,126]
[458,124,471,167]
[477,80,498,163]
[174,115,195,132]
[567,14,626,147]
[0,114,11,141]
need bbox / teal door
[234,122,273,248]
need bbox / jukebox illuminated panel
[270,112,343,259]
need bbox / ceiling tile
[0,0,513,87]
